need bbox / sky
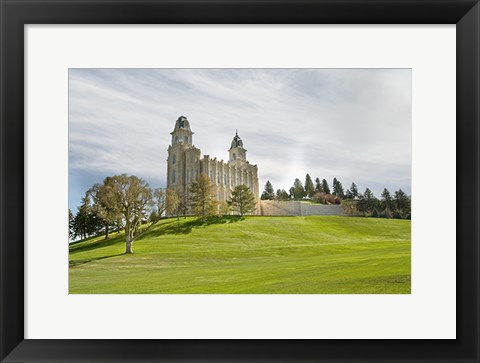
[69,68,411,212]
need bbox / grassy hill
[69,216,411,294]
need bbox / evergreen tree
[381,188,394,212]
[189,173,217,220]
[332,177,345,198]
[228,185,256,216]
[332,177,338,195]
[73,193,98,240]
[304,174,315,198]
[357,188,379,215]
[345,189,353,200]
[349,182,359,199]
[276,189,290,201]
[74,196,88,240]
[394,189,411,219]
[315,177,323,193]
[261,180,275,200]
[68,209,75,241]
[363,188,374,199]
[321,179,330,195]
[289,178,306,199]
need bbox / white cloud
[69,68,411,210]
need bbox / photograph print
[69,68,411,294]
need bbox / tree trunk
[104,222,109,240]
[125,225,133,254]
[125,237,133,254]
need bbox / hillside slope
[69,216,411,294]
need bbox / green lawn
[69,216,411,294]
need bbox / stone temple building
[166,116,260,212]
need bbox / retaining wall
[260,200,346,216]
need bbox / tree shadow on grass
[69,234,125,254]
[69,234,103,246]
[142,215,244,239]
[69,253,125,268]
[69,220,178,254]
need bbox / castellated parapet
[166,116,260,214]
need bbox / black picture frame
[1,1,479,362]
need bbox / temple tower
[229,130,247,162]
[167,116,199,193]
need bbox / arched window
[184,136,188,143]
[172,154,176,164]
[175,136,179,144]
[172,170,176,184]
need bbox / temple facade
[166,116,260,213]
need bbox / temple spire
[229,130,246,161]
[170,115,193,145]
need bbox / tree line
[260,174,411,219]
[69,173,256,253]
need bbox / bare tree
[89,179,122,240]
[189,173,217,220]
[149,188,167,222]
[97,174,153,254]
[166,188,180,219]
[175,187,189,218]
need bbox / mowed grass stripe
[69,216,411,294]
